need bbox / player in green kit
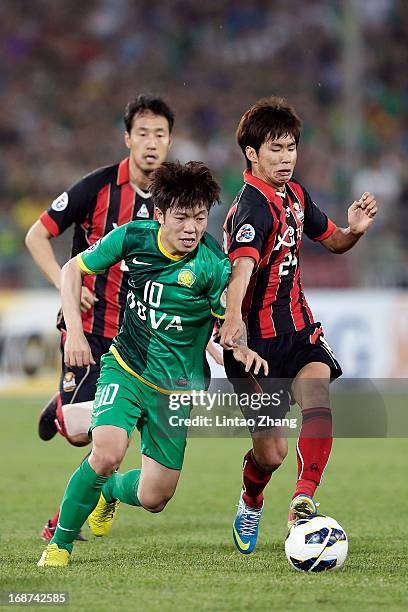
[38,161,268,567]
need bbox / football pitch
[1,396,407,612]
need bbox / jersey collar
[243,169,285,203]
[117,158,130,185]
[117,157,152,200]
[157,227,186,261]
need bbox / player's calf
[137,456,180,513]
[61,401,93,447]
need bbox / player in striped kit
[220,96,378,554]
[25,95,174,540]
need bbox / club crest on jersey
[136,203,150,218]
[236,224,255,243]
[177,269,196,288]
[51,192,68,212]
[63,371,76,393]
[85,239,101,253]
[293,202,304,221]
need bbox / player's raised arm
[219,256,255,349]
[25,219,98,313]
[25,220,63,291]
[61,224,128,367]
[321,192,378,254]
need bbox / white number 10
[143,280,163,307]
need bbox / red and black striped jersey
[223,170,336,339]
[40,158,154,339]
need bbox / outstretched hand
[348,192,378,235]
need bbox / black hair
[150,161,220,214]
[237,96,302,168]
[124,95,175,133]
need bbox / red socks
[55,394,67,438]
[50,508,60,529]
[242,450,272,509]
[241,407,332,508]
[295,407,332,496]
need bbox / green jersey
[78,220,230,393]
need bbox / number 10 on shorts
[95,383,119,408]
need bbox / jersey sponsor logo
[132,257,152,266]
[128,282,184,332]
[273,226,296,251]
[236,224,255,243]
[136,203,150,218]
[51,191,68,212]
[177,269,196,288]
[85,239,101,253]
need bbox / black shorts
[224,322,342,432]
[59,331,112,406]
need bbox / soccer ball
[285,515,348,572]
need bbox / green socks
[51,459,109,552]
[50,465,141,552]
[102,469,141,506]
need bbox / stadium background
[1,2,407,610]
[1,0,408,386]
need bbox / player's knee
[296,378,330,410]
[66,433,91,447]
[91,450,123,476]
[255,446,287,472]
[139,490,174,513]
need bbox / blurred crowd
[0,0,407,288]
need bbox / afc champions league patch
[177,268,197,288]
[51,192,69,212]
[63,371,76,393]
[236,224,255,243]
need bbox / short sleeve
[227,197,274,265]
[207,257,231,319]
[39,176,93,237]
[77,224,127,274]
[303,188,336,241]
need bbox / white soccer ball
[285,515,348,572]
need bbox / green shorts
[90,352,190,471]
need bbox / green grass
[1,397,407,611]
